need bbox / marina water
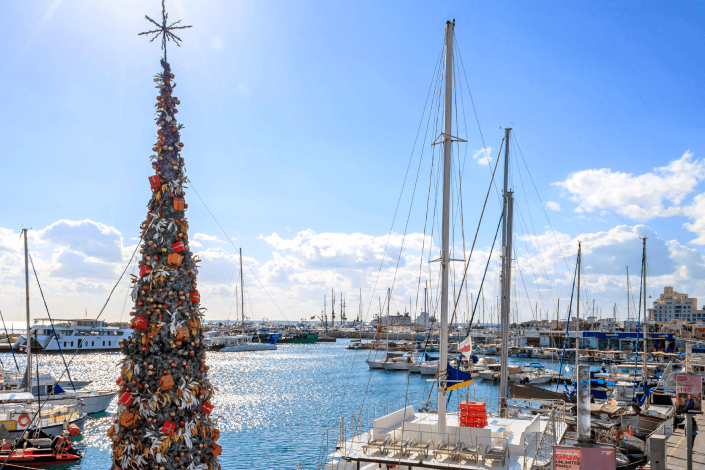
[6,340,575,469]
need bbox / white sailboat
[304,21,568,470]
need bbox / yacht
[15,318,130,353]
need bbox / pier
[667,413,705,470]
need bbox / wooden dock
[667,413,705,470]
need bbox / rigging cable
[28,253,77,391]
[449,140,504,327]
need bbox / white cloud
[546,201,561,211]
[683,193,705,245]
[2,219,704,325]
[472,147,492,166]
[193,233,222,243]
[554,152,705,220]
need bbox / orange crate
[459,401,486,410]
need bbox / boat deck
[667,412,705,470]
[317,409,567,470]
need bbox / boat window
[71,341,74,347]
[109,341,111,346]
[91,341,94,346]
[103,341,105,346]
[63,342,66,347]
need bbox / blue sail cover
[448,363,473,383]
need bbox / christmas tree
[108,2,221,469]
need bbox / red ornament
[116,378,122,386]
[190,290,200,304]
[149,175,161,191]
[118,392,134,407]
[139,265,152,278]
[201,401,214,414]
[161,420,176,435]
[133,316,149,330]
[172,241,185,253]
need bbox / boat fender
[67,424,81,437]
[17,414,30,427]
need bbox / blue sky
[1,1,704,323]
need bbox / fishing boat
[220,335,277,352]
[278,330,319,344]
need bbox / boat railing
[300,394,568,469]
[525,402,569,469]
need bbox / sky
[0,0,704,325]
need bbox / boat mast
[332,288,335,326]
[438,19,455,436]
[239,248,244,327]
[575,242,581,374]
[499,126,513,416]
[642,237,648,399]
[22,229,32,392]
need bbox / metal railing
[298,395,569,469]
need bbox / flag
[447,363,473,391]
[310,316,316,320]
[458,335,472,360]
[447,379,473,392]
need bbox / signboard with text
[676,374,702,414]
[553,446,615,470]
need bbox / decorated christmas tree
[108,3,221,469]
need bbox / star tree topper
[139,0,192,61]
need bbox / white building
[648,287,705,322]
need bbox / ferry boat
[15,319,130,353]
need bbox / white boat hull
[221,344,277,352]
[365,359,385,370]
[383,361,411,371]
[39,391,118,414]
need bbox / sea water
[1,340,580,469]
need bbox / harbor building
[648,286,705,322]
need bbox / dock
[667,413,705,470]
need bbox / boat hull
[39,391,118,414]
[220,344,277,352]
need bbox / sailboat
[0,230,83,466]
[306,21,568,470]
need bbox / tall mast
[22,229,32,391]
[499,126,513,416]
[576,242,581,374]
[627,267,630,321]
[359,288,362,322]
[239,248,244,326]
[438,19,455,436]
[642,237,648,395]
[332,288,335,326]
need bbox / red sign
[553,446,615,470]
[676,375,702,413]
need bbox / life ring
[17,414,31,427]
